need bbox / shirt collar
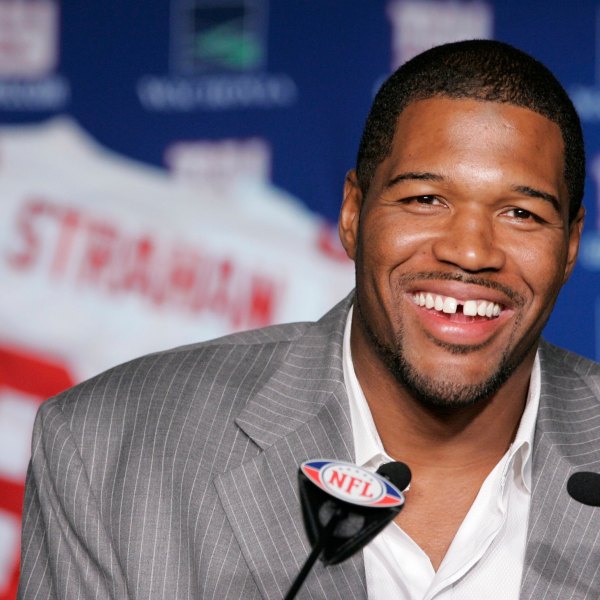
[509,350,540,492]
[342,304,540,492]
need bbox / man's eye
[507,207,535,220]
[404,195,442,205]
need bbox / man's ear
[564,205,585,283]
[339,170,363,261]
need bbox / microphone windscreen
[298,459,406,565]
[377,461,411,492]
[567,471,600,507]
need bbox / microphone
[284,459,411,600]
[567,471,600,507]
[377,460,412,492]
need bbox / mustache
[397,272,526,307]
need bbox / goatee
[354,298,531,410]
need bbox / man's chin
[381,347,517,410]
[398,375,508,410]
[355,296,534,410]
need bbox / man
[18,40,598,599]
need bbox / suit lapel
[521,342,600,599]
[215,296,367,600]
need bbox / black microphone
[377,460,412,492]
[284,459,411,600]
[567,471,600,507]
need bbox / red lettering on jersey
[77,221,118,285]
[248,276,277,327]
[5,199,45,269]
[120,236,154,296]
[50,207,80,277]
[6,196,284,329]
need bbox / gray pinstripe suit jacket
[17,294,600,599]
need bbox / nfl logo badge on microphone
[301,460,404,507]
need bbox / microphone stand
[283,507,344,600]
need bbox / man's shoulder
[41,293,352,425]
[31,319,322,478]
[31,294,352,480]
[146,318,312,368]
[540,339,600,385]
[46,319,314,416]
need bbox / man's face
[340,97,584,407]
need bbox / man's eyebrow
[385,172,445,189]
[512,185,562,214]
[383,176,564,214]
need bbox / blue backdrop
[3,0,600,359]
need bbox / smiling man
[19,41,599,600]
[338,41,587,597]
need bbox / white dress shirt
[342,306,540,599]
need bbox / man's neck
[347,308,538,570]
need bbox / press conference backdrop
[1,1,600,598]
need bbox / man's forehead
[386,96,566,174]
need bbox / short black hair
[356,39,585,222]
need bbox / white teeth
[477,301,487,317]
[463,300,478,316]
[411,293,502,318]
[442,297,457,314]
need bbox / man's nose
[431,211,506,273]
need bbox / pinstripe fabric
[521,343,600,599]
[17,292,600,599]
